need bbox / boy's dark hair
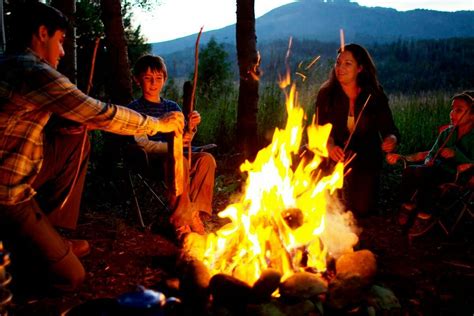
[133,55,168,80]
[452,91,474,112]
[7,1,69,53]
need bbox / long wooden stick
[86,37,101,95]
[343,94,371,153]
[187,26,203,169]
[60,38,100,210]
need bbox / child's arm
[134,134,168,154]
[386,151,429,165]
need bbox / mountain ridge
[151,0,474,55]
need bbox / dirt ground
[4,156,474,315]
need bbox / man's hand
[188,111,201,132]
[155,111,184,135]
[381,134,397,153]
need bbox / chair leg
[136,174,170,212]
[128,170,146,228]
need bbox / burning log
[281,207,304,229]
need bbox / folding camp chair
[123,136,217,228]
[406,166,473,240]
[123,142,169,228]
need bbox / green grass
[389,91,452,154]
[194,86,454,158]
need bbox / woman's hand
[328,144,345,162]
[381,134,397,153]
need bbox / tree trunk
[236,0,260,159]
[0,0,6,53]
[51,0,77,84]
[99,0,132,105]
[99,0,133,174]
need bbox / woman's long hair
[324,43,381,93]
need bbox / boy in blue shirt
[128,55,216,238]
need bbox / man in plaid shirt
[0,2,183,291]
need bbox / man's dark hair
[6,1,69,53]
[133,55,168,81]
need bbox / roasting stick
[187,26,203,171]
[60,37,101,209]
[340,29,345,52]
[343,94,371,154]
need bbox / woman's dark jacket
[315,83,400,171]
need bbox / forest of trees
[163,37,474,94]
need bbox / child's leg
[189,152,216,216]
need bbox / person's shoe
[417,211,432,220]
[408,217,437,238]
[67,239,90,258]
[398,203,416,226]
[190,211,206,235]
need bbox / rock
[247,300,319,316]
[326,274,369,310]
[282,299,318,316]
[209,273,252,306]
[178,257,211,312]
[367,285,401,311]
[251,269,282,302]
[335,249,377,285]
[246,302,286,316]
[280,272,328,302]
[179,257,211,291]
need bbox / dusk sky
[132,0,473,43]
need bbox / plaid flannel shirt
[0,50,160,205]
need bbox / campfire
[186,79,359,284]
[172,73,402,316]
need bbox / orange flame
[187,82,358,286]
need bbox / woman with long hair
[315,43,400,217]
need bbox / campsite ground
[5,155,474,315]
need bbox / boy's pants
[400,164,454,211]
[147,151,216,228]
[0,129,90,291]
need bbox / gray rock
[251,269,283,302]
[209,273,253,306]
[280,271,328,302]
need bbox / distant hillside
[161,37,474,94]
[151,0,474,55]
